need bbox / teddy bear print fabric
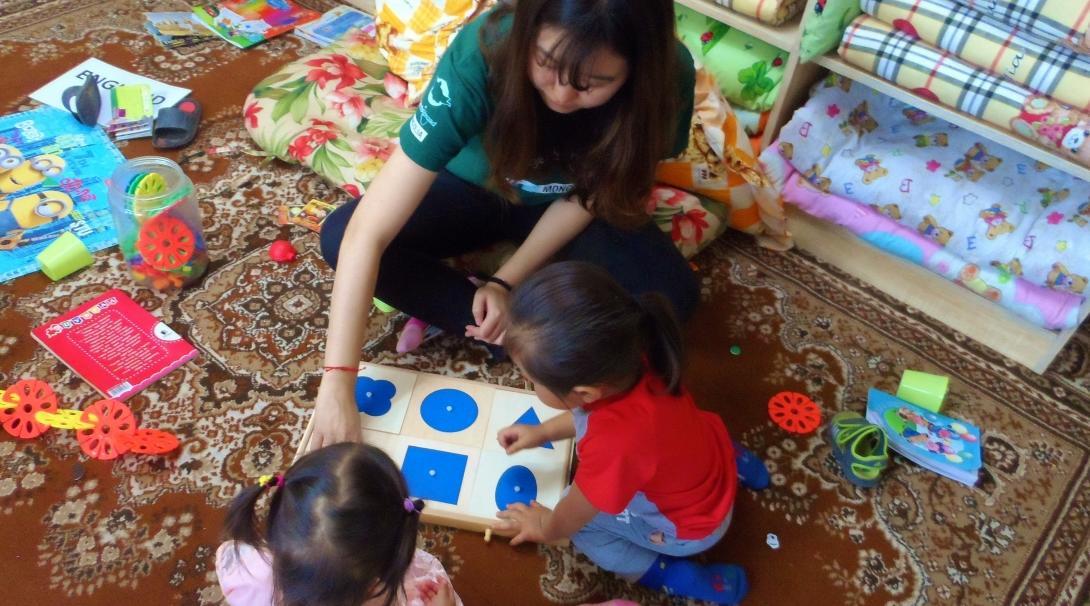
[772,75,1090,298]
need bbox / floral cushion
[243,28,755,258]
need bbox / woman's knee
[671,267,700,321]
[319,199,359,269]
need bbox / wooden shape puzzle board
[298,363,574,533]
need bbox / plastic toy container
[107,157,208,289]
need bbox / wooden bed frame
[789,208,1089,372]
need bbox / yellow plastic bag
[656,68,791,249]
[376,0,492,103]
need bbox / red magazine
[31,289,198,400]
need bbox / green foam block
[37,232,93,281]
[896,370,949,413]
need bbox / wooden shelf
[788,207,1086,373]
[814,53,1090,184]
[674,0,801,51]
[672,0,1088,371]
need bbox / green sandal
[826,411,888,487]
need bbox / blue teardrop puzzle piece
[420,388,478,432]
[495,465,538,511]
[513,407,553,449]
[355,376,396,417]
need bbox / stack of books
[192,0,320,49]
[294,5,374,47]
[106,84,154,141]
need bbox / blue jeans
[319,171,699,335]
[571,498,734,579]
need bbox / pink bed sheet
[782,170,1083,330]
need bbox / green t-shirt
[398,11,696,206]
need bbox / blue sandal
[733,441,770,490]
[826,411,888,487]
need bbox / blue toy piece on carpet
[355,375,396,417]
[495,465,538,510]
[421,388,479,432]
[402,446,468,505]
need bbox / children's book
[31,290,198,400]
[276,198,335,232]
[0,106,124,283]
[294,5,374,46]
[107,84,154,140]
[145,12,217,49]
[192,0,321,49]
[865,388,982,487]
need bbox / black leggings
[319,171,698,336]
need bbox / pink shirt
[216,542,463,606]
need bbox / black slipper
[61,76,101,126]
[153,98,202,149]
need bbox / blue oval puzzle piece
[355,376,396,417]
[495,465,538,511]
[420,388,478,432]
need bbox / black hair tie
[474,273,513,292]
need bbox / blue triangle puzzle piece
[514,407,554,449]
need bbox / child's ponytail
[222,483,267,549]
[638,292,684,395]
[220,444,424,606]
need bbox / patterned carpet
[2,1,1090,605]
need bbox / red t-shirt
[573,371,738,540]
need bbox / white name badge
[510,180,574,195]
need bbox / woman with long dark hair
[312,0,698,449]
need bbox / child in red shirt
[493,262,767,605]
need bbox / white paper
[30,58,191,127]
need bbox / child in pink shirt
[216,443,460,606]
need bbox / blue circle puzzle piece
[420,388,478,432]
[355,376,396,417]
[495,465,538,511]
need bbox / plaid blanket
[710,0,804,25]
[839,15,1090,168]
[840,15,1031,125]
[951,0,1090,51]
[863,0,1090,111]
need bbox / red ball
[268,240,298,263]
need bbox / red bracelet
[323,365,358,373]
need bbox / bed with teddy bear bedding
[761,75,1090,331]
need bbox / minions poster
[0,106,123,282]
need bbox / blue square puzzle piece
[402,446,468,505]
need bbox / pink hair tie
[403,497,423,514]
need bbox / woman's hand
[493,501,552,546]
[465,281,509,344]
[497,423,544,454]
[307,372,362,452]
